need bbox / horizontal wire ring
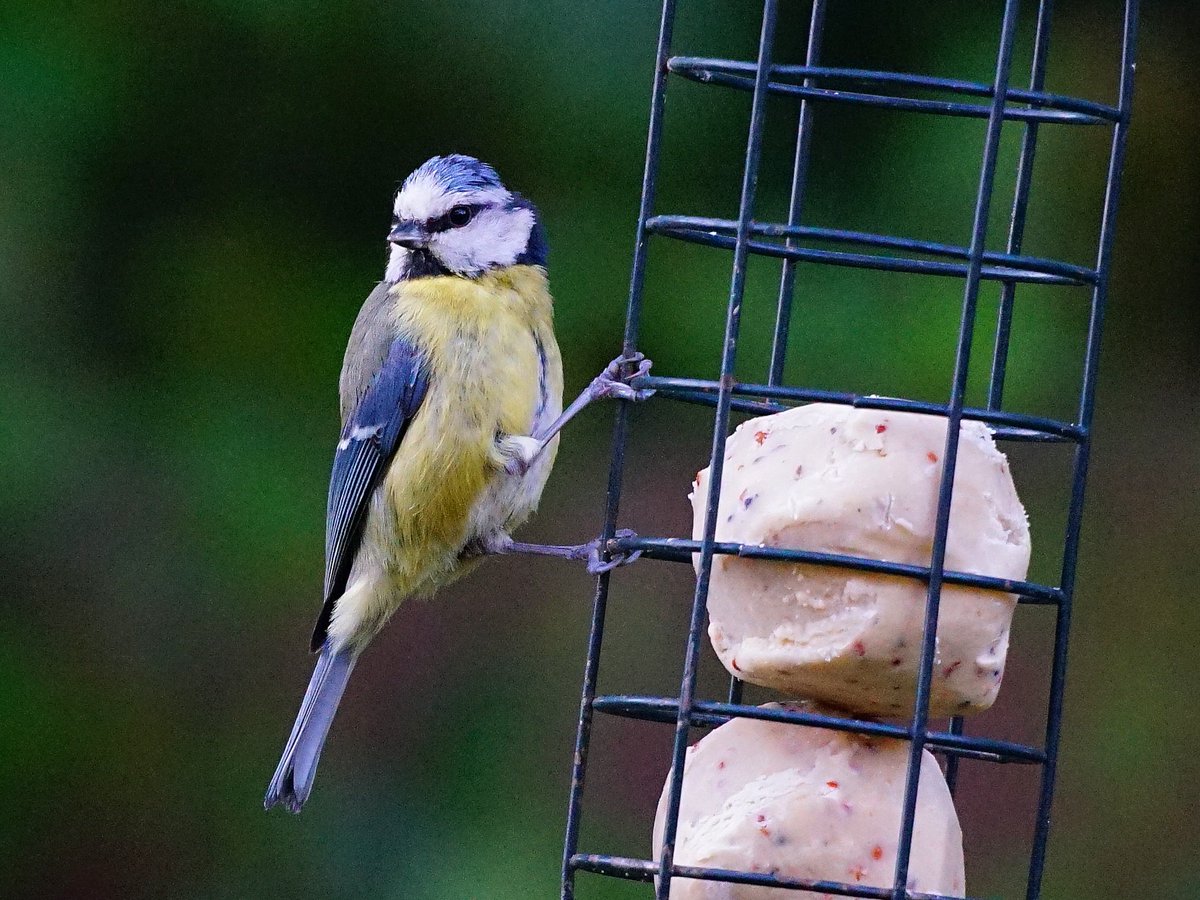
[668,57,1122,125]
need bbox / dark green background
[3,1,1197,897]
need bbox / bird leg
[467,530,643,575]
[502,352,654,477]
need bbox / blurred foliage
[2,1,1198,898]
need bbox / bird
[265,154,650,813]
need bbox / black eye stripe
[427,203,484,233]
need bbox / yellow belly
[371,265,562,599]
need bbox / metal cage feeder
[558,1,1139,898]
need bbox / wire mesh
[560,1,1139,897]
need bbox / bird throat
[402,248,451,280]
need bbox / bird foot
[584,529,643,575]
[592,353,655,403]
[479,529,643,574]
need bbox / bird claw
[585,528,643,575]
[594,353,655,403]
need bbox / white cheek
[385,245,407,282]
[433,206,535,274]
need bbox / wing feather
[311,336,429,650]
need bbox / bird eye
[448,205,474,228]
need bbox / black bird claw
[586,528,643,575]
[594,352,655,403]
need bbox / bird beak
[388,222,428,250]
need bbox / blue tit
[265,154,649,813]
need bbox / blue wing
[310,336,430,650]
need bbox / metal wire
[560,2,1140,897]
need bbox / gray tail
[264,645,357,813]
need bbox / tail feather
[264,645,357,813]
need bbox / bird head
[385,154,546,282]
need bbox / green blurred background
[3,1,1197,897]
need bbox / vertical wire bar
[1025,2,1139,896]
[767,0,827,385]
[890,2,1022,895]
[942,716,965,794]
[987,0,1057,411]
[655,3,778,895]
[560,1,677,895]
[727,0,829,710]
[949,0,1058,798]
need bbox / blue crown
[406,154,505,194]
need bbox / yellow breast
[374,265,562,594]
